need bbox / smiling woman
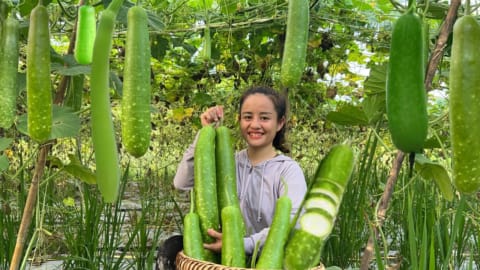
[166,85,308,268]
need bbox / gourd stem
[107,0,124,14]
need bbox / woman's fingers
[203,228,222,253]
[207,228,222,239]
[200,105,224,126]
[215,106,224,120]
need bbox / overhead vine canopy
[6,0,452,110]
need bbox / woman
[163,85,307,264]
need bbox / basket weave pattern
[175,251,325,270]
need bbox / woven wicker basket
[175,251,325,270]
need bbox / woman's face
[239,93,284,150]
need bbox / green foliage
[17,105,81,141]
[0,137,13,171]
[1,0,478,268]
[49,154,96,185]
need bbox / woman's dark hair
[238,85,290,153]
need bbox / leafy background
[1,0,477,269]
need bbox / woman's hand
[200,106,224,126]
[203,228,222,253]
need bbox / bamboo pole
[9,145,49,270]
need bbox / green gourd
[220,205,246,267]
[280,0,309,88]
[0,15,19,129]
[27,3,52,142]
[121,5,151,158]
[284,144,354,270]
[449,14,480,194]
[89,0,124,203]
[386,10,428,153]
[193,125,220,262]
[74,4,96,65]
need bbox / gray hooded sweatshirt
[173,134,307,254]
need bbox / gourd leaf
[362,93,385,125]
[52,64,91,76]
[0,138,13,152]
[17,105,81,140]
[364,63,386,95]
[19,0,53,16]
[49,155,96,185]
[415,154,454,201]
[0,155,9,172]
[326,103,369,126]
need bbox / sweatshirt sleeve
[172,133,200,191]
[243,228,269,255]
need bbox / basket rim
[176,251,249,269]
[175,250,325,270]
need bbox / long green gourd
[121,5,152,158]
[27,3,52,142]
[449,12,480,194]
[90,0,124,203]
[193,125,220,262]
[0,15,19,129]
[256,195,292,269]
[280,0,309,88]
[284,144,355,270]
[220,205,246,267]
[74,4,96,65]
[386,9,428,153]
[183,190,205,261]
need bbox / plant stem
[360,151,405,269]
[425,0,461,92]
[9,144,49,270]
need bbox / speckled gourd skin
[449,15,480,194]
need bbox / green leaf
[0,138,13,152]
[171,107,194,122]
[415,154,454,201]
[51,64,91,76]
[218,0,239,15]
[110,72,123,98]
[326,103,369,126]
[424,2,449,20]
[17,105,81,140]
[364,63,386,95]
[188,0,214,9]
[192,92,213,107]
[146,10,165,31]
[0,155,9,172]
[362,93,385,125]
[50,155,96,185]
[50,106,82,139]
[351,0,374,12]
[423,135,447,149]
[151,35,169,61]
[19,0,53,16]
[63,197,76,207]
